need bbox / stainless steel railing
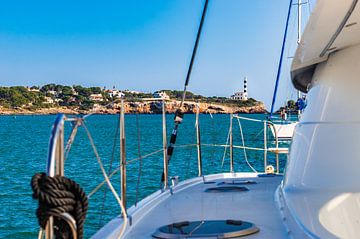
[40,100,288,238]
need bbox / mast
[269,0,293,118]
[297,0,302,44]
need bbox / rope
[31,173,88,239]
[236,118,258,173]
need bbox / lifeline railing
[40,99,288,239]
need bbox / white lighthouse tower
[231,77,248,101]
[243,76,248,100]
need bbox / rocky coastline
[0,100,266,115]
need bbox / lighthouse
[230,76,248,101]
[243,77,248,100]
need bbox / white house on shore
[107,89,125,99]
[89,93,104,102]
[43,96,54,104]
[231,77,248,101]
[153,91,170,100]
[26,86,40,92]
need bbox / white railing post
[263,120,267,172]
[45,114,65,239]
[196,104,203,177]
[229,114,234,172]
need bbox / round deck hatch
[152,220,259,238]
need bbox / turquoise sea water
[0,114,288,238]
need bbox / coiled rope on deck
[31,172,88,239]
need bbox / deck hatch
[217,180,257,186]
[152,220,259,238]
[204,186,249,192]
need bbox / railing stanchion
[196,104,202,177]
[120,99,127,214]
[162,100,169,188]
[264,120,267,172]
[45,114,66,239]
[56,123,64,177]
[229,114,234,172]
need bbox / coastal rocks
[0,106,78,115]
[0,100,266,115]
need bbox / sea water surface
[0,114,288,238]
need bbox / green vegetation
[277,100,298,113]
[0,84,261,111]
[0,86,45,108]
[159,90,260,107]
[0,84,106,110]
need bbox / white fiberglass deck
[93,173,288,238]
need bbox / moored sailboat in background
[269,0,309,140]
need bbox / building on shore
[107,89,125,99]
[124,89,141,94]
[231,77,248,101]
[43,96,54,104]
[26,86,40,92]
[89,93,104,102]
[153,91,170,100]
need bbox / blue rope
[269,0,293,118]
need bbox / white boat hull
[270,122,297,139]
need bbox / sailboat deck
[93,173,288,238]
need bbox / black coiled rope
[31,173,88,239]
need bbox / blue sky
[0,0,315,109]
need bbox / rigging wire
[98,116,120,227]
[185,141,194,179]
[88,149,163,199]
[161,0,209,185]
[221,125,231,168]
[135,111,143,206]
[308,0,312,13]
[209,113,216,167]
[180,0,209,107]
[82,122,128,239]
[186,119,197,179]
[285,7,299,105]
[236,118,258,173]
[64,118,82,161]
[269,0,293,118]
